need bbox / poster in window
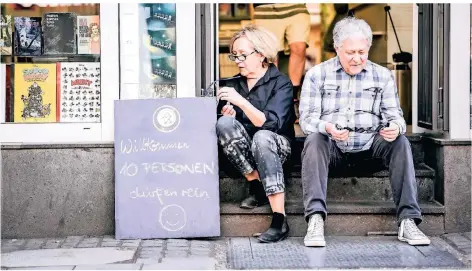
[13,17,42,56]
[140,3,176,29]
[141,56,176,85]
[0,15,12,56]
[14,63,56,123]
[77,15,100,55]
[139,3,177,94]
[43,12,77,55]
[142,29,176,58]
[57,62,101,123]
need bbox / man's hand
[379,122,400,142]
[326,123,349,142]
[217,87,245,107]
[221,103,236,117]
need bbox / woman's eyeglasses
[228,51,257,62]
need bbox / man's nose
[352,53,362,62]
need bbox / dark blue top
[218,64,295,143]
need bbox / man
[253,3,311,122]
[299,16,430,247]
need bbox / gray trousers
[302,133,422,226]
[216,116,291,195]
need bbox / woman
[216,25,295,243]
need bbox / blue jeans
[216,116,291,195]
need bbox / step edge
[219,163,435,178]
[220,200,445,215]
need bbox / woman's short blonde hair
[229,25,278,67]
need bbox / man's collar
[332,56,372,73]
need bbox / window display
[120,3,177,99]
[1,3,101,123]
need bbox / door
[417,3,449,131]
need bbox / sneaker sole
[398,236,431,246]
[304,240,326,247]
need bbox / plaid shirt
[299,56,406,153]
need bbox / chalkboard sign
[114,98,220,239]
[43,12,76,55]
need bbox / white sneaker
[304,213,326,247]
[398,218,431,246]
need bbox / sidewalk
[1,233,470,270]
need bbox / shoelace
[405,219,426,237]
[307,215,323,238]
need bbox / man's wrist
[319,121,330,135]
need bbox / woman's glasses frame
[228,51,257,62]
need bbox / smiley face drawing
[159,204,187,232]
[153,105,180,133]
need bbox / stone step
[219,163,435,203]
[220,200,445,237]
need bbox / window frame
[0,3,119,144]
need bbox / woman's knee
[216,116,236,135]
[251,130,275,151]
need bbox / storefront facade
[0,3,470,238]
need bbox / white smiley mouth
[166,220,180,226]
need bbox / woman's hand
[217,87,246,107]
[221,103,236,117]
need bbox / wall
[386,4,413,64]
[1,146,115,238]
[424,139,472,233]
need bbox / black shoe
[240,194,269,209]
[240,180,269,209]
[257,212,290,243]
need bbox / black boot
[257,212,289,243]
[240,180,269,209]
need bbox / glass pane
[0,3,101,123]
[119,3,177,99]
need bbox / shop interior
[217,3,414,126]
[217,3,414,78]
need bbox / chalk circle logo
[153,105,180,133]
[159,204,187,232]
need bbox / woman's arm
[257,79,293,132]
[239,100,266,127]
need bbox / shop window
[0,3,101,123]
[119,3,177,99]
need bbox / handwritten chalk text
[120,138,189,154]
[130,186,210,205]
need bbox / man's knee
[216,116,236,135]
[392,134,411,150]
[304,133,329,150]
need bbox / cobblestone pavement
[1,236,228,270]
[1,233,470,270]
[440,232,472,267]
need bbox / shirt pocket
[360,85,382,114]
[321,85,340,114]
